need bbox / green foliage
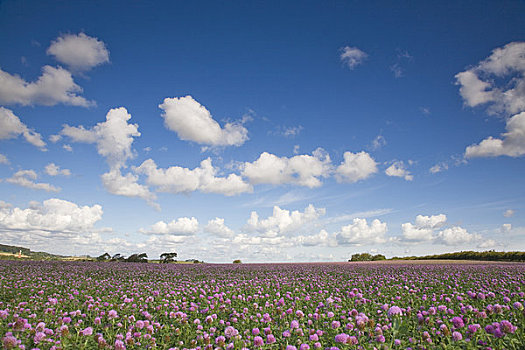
[97,252,111,261]
[233,259,242,264]
[0,244,30,255]
[126,253,148,263]
[391,250,525,262]
[349,253,385,261]
[160,252,177,263]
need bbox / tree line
[96,252,187,263]
[391,250,525,262]
[348,250,525,262]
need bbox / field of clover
[1,261,524,350]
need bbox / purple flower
[115,339,126,350]
[334,333,349,343]
[253,336,264,347]
[467,324,481,333]
[388,306,402,317]
[2,335,19,349]
[224,326,238,338]
[108,309,118,319]
[452,316,464,328]
[452,331,462,341]
[500,320,516,334]
[80,327,93,336]
[33,332,46,344]
[215,335,226,345]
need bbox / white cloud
[340,46,368,69]
[205,218,234,237]
[0,153,8,165]
[245,204,325,237]
[101,169,157,205]
[336,218,388,246]
[478,239,497,249]
[6,170,60,192]
[0,66,93,107]
[504,209,515,218]
[335,151,377,183]
[385,160,413,181]
[401,214,447,242]
[501,223,512,233]
[61,108,159,206]
[139,217,199,235]
[49,134,62,143]
[44,163,71,176]
[62,107,140,169]
[437,226,479,246]
[63,144,73,152]
[465,112,525,158]
[429,162,449,174]
[135,158,252,196]
[159,96,249,147]
[371,135,386,150]
[242,148,331,188]
[455,42,525,115]
[0,198,102,234]
[295,229,337,247]
[0,107,46,150]
[47,33,109,71]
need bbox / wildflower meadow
[1,261,524,349]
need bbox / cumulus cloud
[455,42,525,115]
[205,217,234,237]
[61,107,159,205]
[0,198,102,234]
[504,209,515,218]
[336,218,388,246]
[6,170,60,192]
[385,160,413,181]
[47,33,109,72]
[400,214,479,246]
[242,148,331,188]
[139,217,199,235]
[295,229,338,247]
[465,112,525,158]
[0,107,46,150]
[135,158,252,196]
[44,163,71,176]
[436,226,479,246]
[0,66,93,107]
[401,214,447,242]
[159,96,248,147]
[0,154,8,164]
[340,46,368,69]
[335,151,377,183]
[245,204,325,237]
[101,169,157,204]
[62,107,140,169]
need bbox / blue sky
[0,0,524,262]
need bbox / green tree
[97,252,111,261]
[160,252,177,263]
